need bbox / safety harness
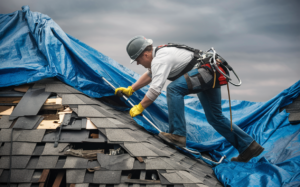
[155,43,230,86]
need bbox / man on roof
[115,35,264,163]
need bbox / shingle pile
[0,78,223,187]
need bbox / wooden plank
[41,105,64,110]
[14,85,30,92]
[52,171,65,187]
[0,97,22,103]
[69,184,76,187]
[39,183,45,187]
[45,98,62,104]
[136,157,144,163]
[124,179,161,184]
[90,133,99,138]
[0,106,14,115]
[39,169,50,182]
[86,118,97,129]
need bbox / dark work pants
[166,68,254,153]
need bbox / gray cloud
[1,0,299,101]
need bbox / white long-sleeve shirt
[146,47,194,101]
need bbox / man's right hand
[114,86,135,97]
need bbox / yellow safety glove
[114,86,135,97]
[129,103,144,117]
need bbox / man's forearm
[132,71,152,91]
[140,95,154,109]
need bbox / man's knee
[167,83,177,95]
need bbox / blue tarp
[1,6,300,187]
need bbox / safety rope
[212,71,216,89]
[227,83,233,131]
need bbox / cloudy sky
[1,0,299,102]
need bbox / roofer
[115,35,264,163]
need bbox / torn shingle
[97,153,134,170]
[41,143,69,155]
[0,116,13,129]
[36,156,59,169]
[63,156,88,169]
[66,169,86,183]
[9,88,51,120]
[0,142,36,155]
[0,156,31,169]
[87,160,100,169]
[12,116,43,130]
[63,118,82,130]
[93,170,121,184]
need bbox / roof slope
[0,78,223,187]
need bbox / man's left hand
[129,103,144,117]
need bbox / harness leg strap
[184,73,193,91]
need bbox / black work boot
[231,140,264,163]
[158,132,186,147]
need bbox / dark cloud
[0,0,299,101]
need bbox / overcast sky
[1,0,299,102]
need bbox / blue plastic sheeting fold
[1,6,300,187]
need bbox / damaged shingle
[41,143,69,155]
[9,88,51,120]
[97,153,135,170]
